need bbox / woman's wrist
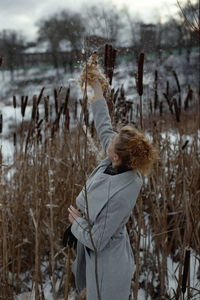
[94,91,104,100]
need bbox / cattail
[54,89,58,115]
[44,97,49,123]
[13,96,17,109]
[182,140,189,150]
[65,108,70,130]
[113,88,119,104]
[154,70,158,110]
[90,120,95,138]
[84,108,89,127]
[137,53,144,96]
[32,95,37,121]
[172,70,181,110]
[166,81,169,96]
[37,119,43,129]
[111,49,117,82]
[173,98,180,122]
[21,96,24,117]
[0,114,2,133]
[63,87,70,115]
[13,132,17,146]
[149,99,153,114]
[104,44,109,79]
[54,105,63,131]
[104,44,117,85]
[184,86,193,110]
[74,100,78,120]
[120,85,125,101]
[159,101,163,116]
[21,96,28,118]
[130,105,133,122]
[163,93,174,115]
[182,249,191,294]
[37,87,45,106]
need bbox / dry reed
[0,50,199,300]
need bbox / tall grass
[0,58,199,300]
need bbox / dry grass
[0,63,199,300]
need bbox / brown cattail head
[173,98,180,122]
[21,96,28,118]
[163,93,174,115]
[172,70,181,110]
[137,53,145,96]
[37,87,45,106]
[32,95,37,121]
[104,44,117,85]
[154,70,158,110]
[65,108,70,130]
[0,56,3,67]
[13,132,17,146]
[182,140,189,150]
[0,114,2,133]
[54,89,58,115]
[13,96,17,109]
[44,96,49,123]
[63,87,70,115]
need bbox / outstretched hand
[68,205,82,224]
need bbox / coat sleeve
[90,98,116,153]
[71,195,131,252]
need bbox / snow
[23,41,50,54]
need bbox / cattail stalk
[163,93,174,115]
[13,133,17,146]
[13,96,17,109]
[154,70,158,110]
[54,89,58,116]
[172,70,181,111]
[137,53,144,129]
[37,87,45,106]
[182,249,191,295]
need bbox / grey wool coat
[71,97,143,300]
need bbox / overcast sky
[0,0,185,41]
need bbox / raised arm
[90,79,116,153]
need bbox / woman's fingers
[69,205,82,217]
[68,206,81,221]
[68,213,75,224]
[68,205,82,224]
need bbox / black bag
[62,224,77,249]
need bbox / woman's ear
[114,153,120,162]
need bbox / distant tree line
[0,1,199,78]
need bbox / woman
[68,78,158,300]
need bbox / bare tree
[37,11,85,72]
[177,0,199,34]
[82,4,122,46]
[0,30,25,80]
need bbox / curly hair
[114,125,159,175]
